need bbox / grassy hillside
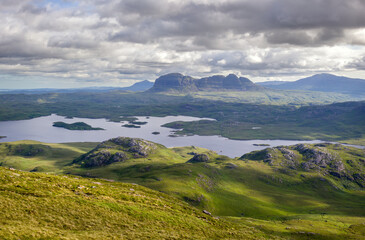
[0,167,270,239]
[0,140,365,239]
[1,140,365,239]
[0,140,97,173]
[65,140,365,220]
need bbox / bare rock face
[80,150,127,168]
[278,147,299,169]
[295,144,344,172]
[74,137,157,168]
[148,73,197,92]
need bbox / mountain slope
[65,139,365,219]
[121,80,154,91]
[1,139,365,239]
[260,74,365,95]
[149,73,264,92]
[257,81,289,86]
[0,166,267,239]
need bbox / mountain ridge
[149,73,264,92]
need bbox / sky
[1,0,365,89]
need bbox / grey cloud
[101,0,365,48]
[48,35,99,49]
[265,28,345,46]
[347,56,365,70]
[19,3,47,14]
[1,0,365,87]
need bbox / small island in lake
[130,121,148,125]
[0,136,6,139]
[122,124,141,128]
[253,143,270,146]
[152,131,160,135]
[53,121,104,130]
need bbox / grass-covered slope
[1,139,365,239]
[0,167,268,239]
[0,141,97,173]
[240,143,365,189]
[67,141,365,222]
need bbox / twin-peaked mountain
[149,73,264,92]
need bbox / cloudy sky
[1,0,365,88]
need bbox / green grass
[1,140,365,239]
[0,141,97,173]
[0,167,272,239]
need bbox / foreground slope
[1,139,365,239]
[0,167,270,239]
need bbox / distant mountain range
[121,80,154,91]
[0,80,154,94]
[149,73,263,92]
[2,73,364,96]
[257,73,365,95]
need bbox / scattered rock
[203,210,212,216]
[225,163,238,169]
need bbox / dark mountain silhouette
[149,73,263,92]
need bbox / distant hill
[257,80,289,86]
[149,73,264,92]
[121,80,153,91]
[258,74,365,95]
[0,80,153,94]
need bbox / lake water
[0,114,327,157]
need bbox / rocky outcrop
[187,154,210,163]
[294,144,344,172]
[6,144,50,157]
[240,148,276,165]
[74,137,157,168]
[149,73,263,92]
[239,143,365,188]
[277,147,298,169]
